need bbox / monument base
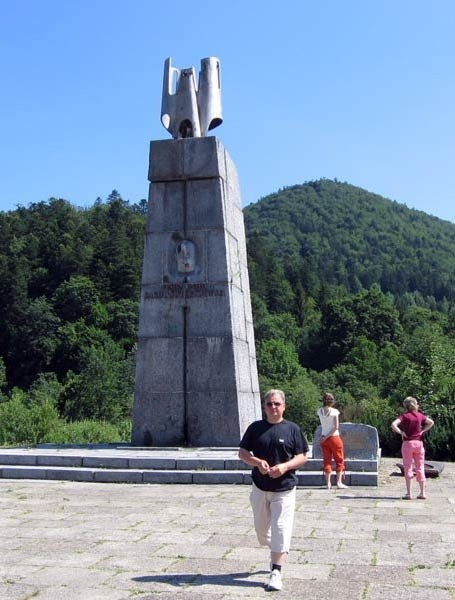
[132,137,261,447]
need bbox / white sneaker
[267,569,282,591]
[337,482,348,489]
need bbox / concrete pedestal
[132,137,261,446]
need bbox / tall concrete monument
[131,57,262,447]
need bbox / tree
[257,339,302,381]
[255,312,301,347]
[247,232,294,313]
[60,340,134,422]
[52,320,114,378]
[53,275,103,323]
[0,357,6,399]
[352,286,403,346]
[106,299,139,349]
[7,297,61,388]
[318,296,357,368]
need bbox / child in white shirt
[317,393,348,489]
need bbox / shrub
[0,394,32,445]
[423,407,455,461]
[41,419,126,444]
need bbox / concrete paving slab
[0,582,39,600]
[366,583,453,600]
[413,566,455,587]
[0,457,453,599]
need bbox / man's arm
[238,447,270,475]
[268,452,308,479]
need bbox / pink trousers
[402,440,426,482]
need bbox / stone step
[0,447,379,485]
[0,464,378,486]
[0,450,378,471]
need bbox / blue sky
[1,0,454,222]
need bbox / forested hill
[244,179,455,303]
[0,183,454,459]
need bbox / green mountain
[243,180,455,460]
[244,179,455,303]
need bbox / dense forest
[0,181,454,459]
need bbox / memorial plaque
[313,423,380,460]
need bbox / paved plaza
[0,457,454,599]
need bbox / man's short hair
[264,389,286,403]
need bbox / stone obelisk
[131,57,261,446]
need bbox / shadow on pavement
[335,495,407,500]
[133,570,268,589]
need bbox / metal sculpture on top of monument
[161,56,223,139]
[131,57,261,447]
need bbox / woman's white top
[317,407,340,437]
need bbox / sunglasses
[266,402,283,407]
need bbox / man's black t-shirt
[239,419,309,492]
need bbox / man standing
[239,389,309,591]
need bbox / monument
[131,57,262,447]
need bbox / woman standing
[391,396,434,500]
[317,393,348,489]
